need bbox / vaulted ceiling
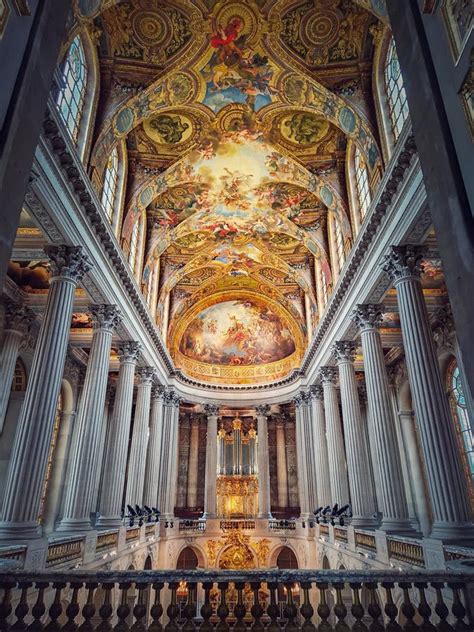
[84,0,386,383]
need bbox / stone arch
[269,544,299,568]
[322,554,331,570]
[176,544,206,569]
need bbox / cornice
[41,103,174,376]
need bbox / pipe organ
[217,417,259,518]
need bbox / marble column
[398,409,432,536]
[275,417,288,509]
[125,367,155,508]
[383,245,472,539]
[58,305,122,531]
[203,404,219,519]
[320,367,350,507]
[92,385,115,514]
[187,415,200,509]
[309,386,333,508]
[333,341,377,527]
[256,404,272,519]
[0,302,35,433]
[97,341,141,528]
[0,245,91,539]
[161,391,181,518]
[352,304,413,533]
[143,385,164,508]
[294,395,310,517]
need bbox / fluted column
[294,395,310,517]
[126,367,155,508]
[143,385,164,508]
[58,305,122,531]
[275,417,288,509]
[383,245,472,539]
[203,404,219,518]
[256,404,272,519]
[0,302,35,433]
[0,245,91,539]
[309,386,332,508]
[352,304,413,533]
[160,390,181,518]
[320,367,350,507]
[187,415,200,509]
[333,341,377,527]
[97,341,141,528]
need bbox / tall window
[334,218,345,271]
[384,39,409,141]
[354,147,371,220]
[129,219,141,273]
[320,268,328,307]
[146,265,155,307]
[56,36,87,143]
[101,147,119,223]
[447,359,474,503]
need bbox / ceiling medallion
[132,9,169,49]
[302,8,341,48]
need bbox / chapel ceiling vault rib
[80,0,386,384]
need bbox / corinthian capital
[255,404,271,418]
[310,384,324,401]
[319,366,337,384]
[45,245,92,282]
[89,304,122,332]
[137,366,156,384]
[351,304,384,331]
[118,340,141,363]
[381,245,424,283]
[204,403,219,417]
[4,301,35,336]
[332,340,357,364]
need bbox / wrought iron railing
[0,569,472,630]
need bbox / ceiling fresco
[78,0,387,384]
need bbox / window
[129,219,140,273]
[101,147,119,223]
[56,36,87,143]
[447,359,474,503]
[334,218,345,271]
[320,268,328,307]
[354,147,371,220]
[146,265,154,307]
[384,39,409,141]
[11,359,26,392]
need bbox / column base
[95,515,123,530]
[55,517,93,533]
[257,512,273,519]
[351,515,380,529]
[0,521,41,540]
[379,516,419,535]
[201,512,216,520]
[429,520,474,544]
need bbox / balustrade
[0,570,472,630]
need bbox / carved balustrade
[0,569,472,630]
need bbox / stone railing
[219,520,256,531]
[388,537,425,568]
[269,520,297,531]
[179,520,206,533]
[0,569,472,629]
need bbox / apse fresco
[179,299,296,366]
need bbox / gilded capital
[117,340,141,363]
[332,340,357,364]
[89,304,122,332]
[351,304,385,331]
[381,245,424,283]
[45,245,92,283]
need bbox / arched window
[276,547,298,569]
[11,358,26,392]
[447,359,474,502]
[176,547,198,570]
[101,147,119,223]
[320,267,328,307]
[384,39,409,142]
[56,36,87,144]
[334,219,345,271]
[354,147,371,220]
[129,219,141,273]
[146,265,155,308]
